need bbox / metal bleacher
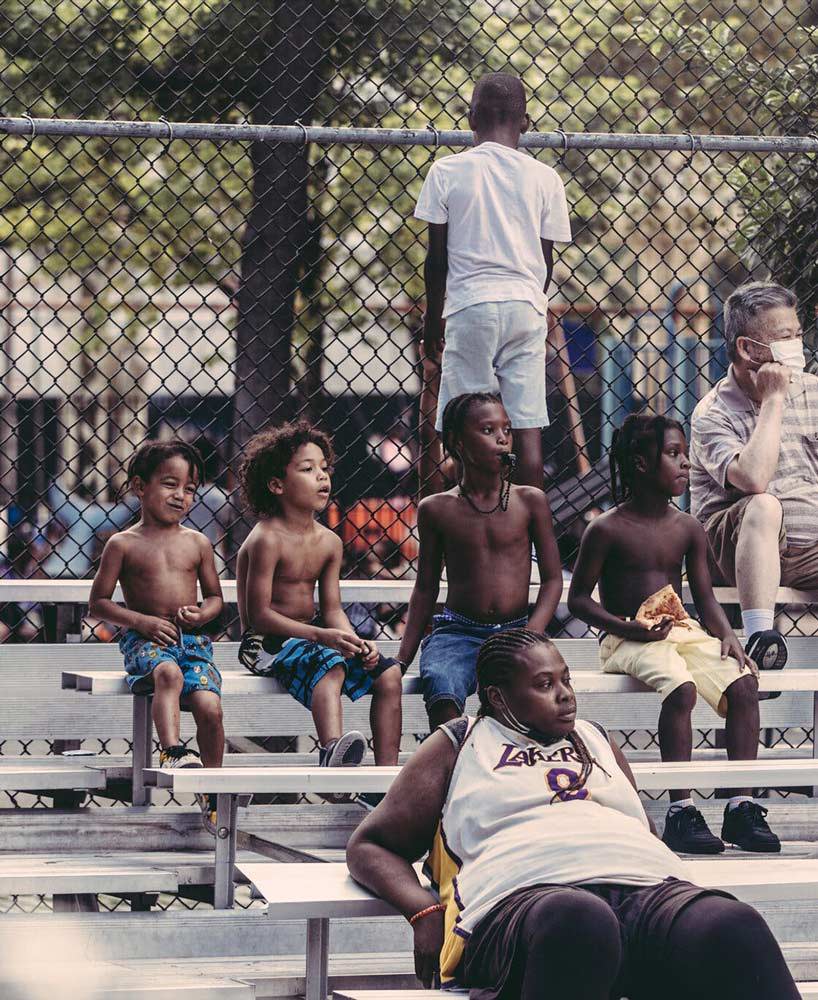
[2,579,818,999]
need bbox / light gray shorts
[435,300,549,431]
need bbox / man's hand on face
[749,361,791,401]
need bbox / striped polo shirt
[690,365,818,546]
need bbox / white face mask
[745,336,806,376]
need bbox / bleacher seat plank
[0,856,179,896]
[5,689,814,740]
[3,965,255,1000]
[110,952,418,998]
[145,758,818,795]
[5,577,818,607]
[1,636,813,740]
[0,761,107,791]
[0,909,415,963]
[240,861,818,1000]
[241,859,818,914]
[0,850,283,896]
[97,980,254,999]
[62,667,818,696]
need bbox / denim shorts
[419,610,528,712]
[434,300,549,431]
[120,629,222,701]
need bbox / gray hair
[724,281,798,361]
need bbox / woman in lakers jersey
[347,629,796,1000]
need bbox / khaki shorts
[435,300,548,431]
[704,495,818,589]
[599,620,751,718]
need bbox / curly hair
[122,439,205,498]
[239,421,335,516]
[609,412,685,504]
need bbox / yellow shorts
[599,620,752,718]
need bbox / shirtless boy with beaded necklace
[398,392,563,730]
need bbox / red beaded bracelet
[409,902,446,926]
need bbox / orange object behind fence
[341,498,418,562]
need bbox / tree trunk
[231,0,326,457]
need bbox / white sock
[668,798,694,813]
[741,609,774,638]
[728,795,753,811]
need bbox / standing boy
[397,392,563,730]
[89,440,225,826]
[567,413,780,854]
[236,422,403,807]
[415,71,572,488]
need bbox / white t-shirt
[414,142,572,318]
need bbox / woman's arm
[348,727,459,986]
[347,727,457,913]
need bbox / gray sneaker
[319,731,366,767]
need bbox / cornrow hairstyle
[239,420,335,517]
[440,392,503,461]
[441,392,513,509]
[476,628,610,802]
[609,412,685,504]
[121,439,205,500]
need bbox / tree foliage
[726,47,818,348]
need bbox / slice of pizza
[635,585,690,628]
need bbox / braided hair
[476,628,609,802]
[609,412,685,504]
[441,392,513,509]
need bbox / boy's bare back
[420,483,543,621]
[237,516,338,628]
[105,523,209,619]
[590,504,699,618]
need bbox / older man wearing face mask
[690,281,813,677]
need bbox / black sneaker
[318,731,366,767]
[745,630,787,700]
[662,805,725,854]
[356,791,386,812]
[721,801,781,853]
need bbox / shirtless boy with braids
[568,413,779,855]
[398,392,562,730]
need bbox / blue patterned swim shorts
[120,629,222,701]
[238,628,396,710]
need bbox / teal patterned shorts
[120,629,222,701]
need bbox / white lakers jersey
[426,716,689,984]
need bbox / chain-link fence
[1,0,816,641]
[0,0,816,769]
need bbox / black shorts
[461,878,735,1000]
